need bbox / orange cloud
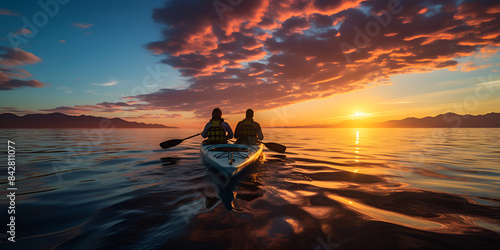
[459,62,493,72]
[124,113,183,119]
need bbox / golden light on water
[355,130,360,163]
[327,194,445,231]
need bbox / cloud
[0,8,17,16]
[131,0,500,117]
[73,23,94,29]
[57,86,71,93]
[124,113,183,119]
[164,113,183,118]
[13,28,32,36]
[40,106,83,114]
[458,62,493,72]
[40,101,143,114]
[0,78,46,90]
[38,0,500,116]
[92,80,118,86]
[0,107,35,115]
[0,67,46,90]
[0,67,31,78]
[0,48,47,91]
[0,47,42,66]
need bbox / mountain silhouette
[372,112,500,128]
[279,112,500,128]
[0,113,176,128]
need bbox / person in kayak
[201,108,233,144]
[234,109,264,144]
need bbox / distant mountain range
[373,112,500,128]
[0,113,176,128]
[287,112,500,128]
[1,112,498,129]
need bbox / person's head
[212,108,222,120]
[246,109,254,119]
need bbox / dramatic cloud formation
[131,0,500,117]
[43,0,500,116]
[0,47,47,90]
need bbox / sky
[0,0,499,128]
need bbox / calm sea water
[1,128,500,249]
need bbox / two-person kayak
[200,143,264,176]
[159,132,284,177]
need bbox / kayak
[200,143,264,176]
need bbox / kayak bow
[200,143,264,176]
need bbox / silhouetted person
[201,108,233,144]
[234,109,263,144]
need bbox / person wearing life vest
[201,108,233,144]
[234,109,263,144]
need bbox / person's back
[201,108,233,144]
[235,109,263,144]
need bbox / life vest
[237,119,257,143]
[206,119,227,144]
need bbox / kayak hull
[200,143,264,176]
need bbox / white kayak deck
[200,143,264,176]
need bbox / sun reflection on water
[355,130,360,163]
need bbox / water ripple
[1,128,499,249]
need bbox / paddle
[230,139,286,153]
[258,141,287,153]
[160,133,201,149]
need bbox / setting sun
[354,112,367,117]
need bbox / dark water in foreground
[1,128,500,249]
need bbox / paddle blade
[264,142,286,153]
[160,139,183,149]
